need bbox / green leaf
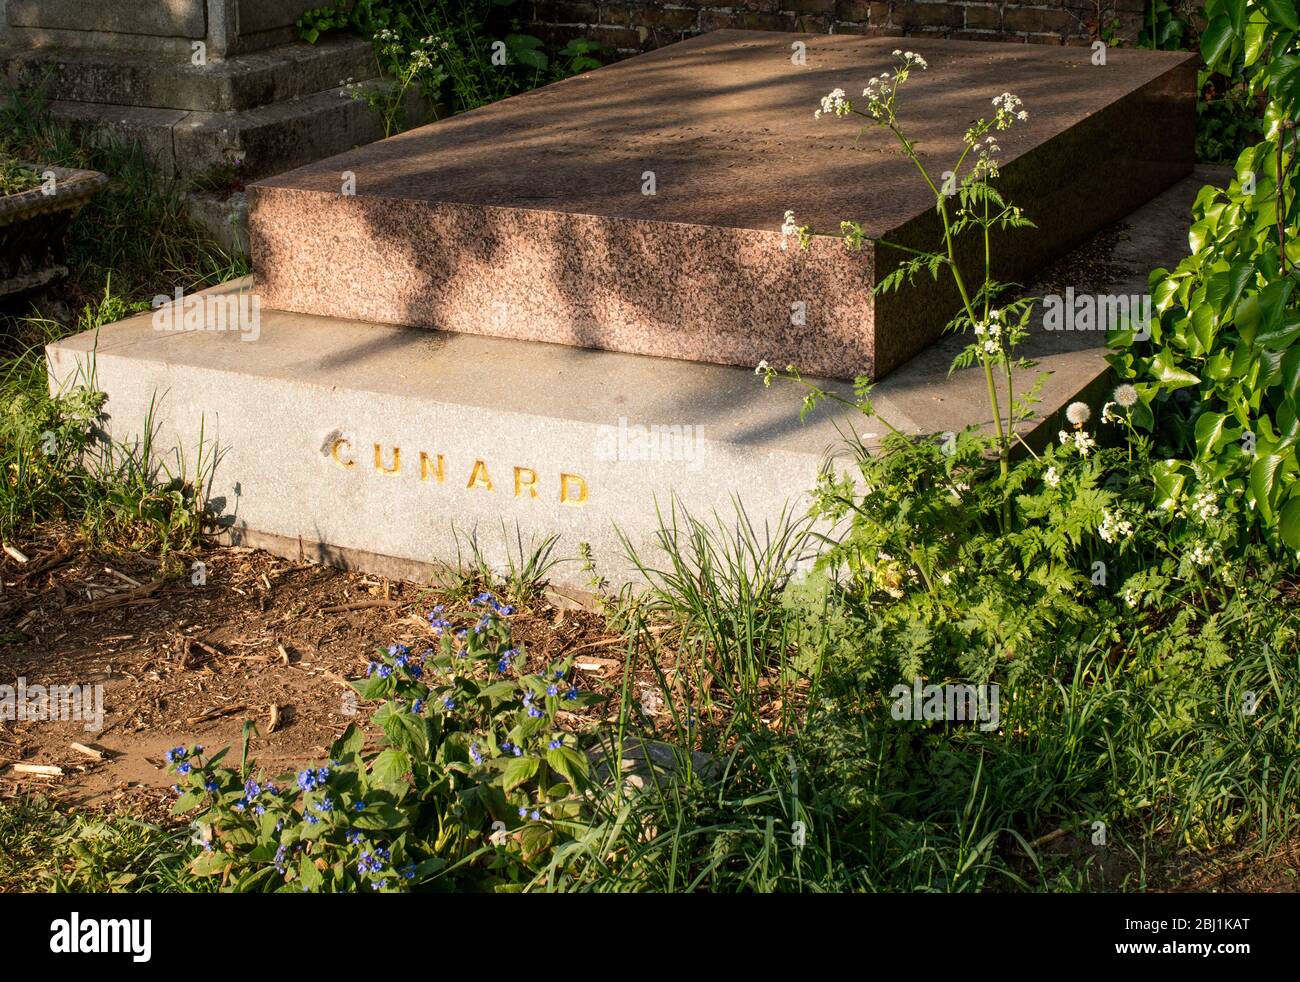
[1151,459,1188,510]
[1152,348,1201,388]
[381,708,428,757]
[1264,0,1300,31]
[1200,16,1236,69]
[1225,0,1247,32]
[545,746,589,788]
[1284,346,1300,401]
[190,849,231,877]
[1195,411,1229,459]
[1250,453,1285,521]
[1258,314,1300,351]
[298,855,324,891]
[329,723,365,760]
[352,673,389,702]
[370,748,411,793]
[502,755,540,791]
[352,801,408,831]
[477,681,518,702]
[1280,493,1300,549]
[171,791,203,814]
[1245,16,1269,65]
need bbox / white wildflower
[815,88,849,119]
[1189,542,1213,566]
[1074,431,1096,456]
[755,359,771,375]
[991,92,1026,130]
[1098,510,1134,544]
[1190,487,1220,522]
[1044,466,1060,487]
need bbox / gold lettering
[420,452,445,483]
[373,444,400,476]
[330,438,355,469]
[514,466,539,499]
[560,472,589,505]
[467,459,494,492]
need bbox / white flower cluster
[892,48,929,70]
[992,91,1028,129]
[839,50,929,121]
[1189,541,1214,566]
[858,73,893,118]
[1098,510,1134,544]
[1190,487,1220,521]
[1044,466,1060,488]
[1059,429,1096,456]
[973,310,1004,354]
[815,87,851,119]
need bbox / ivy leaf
[1152,348,1201,388]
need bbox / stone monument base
[44,167,1211,590]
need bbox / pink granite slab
[249,30,1195,380]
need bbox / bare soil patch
[0,533,608,823]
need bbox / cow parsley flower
[1098,510,1134,543]
[1190,487,1220,521]
[815,87,850,119]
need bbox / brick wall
[527,0,1148,56]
